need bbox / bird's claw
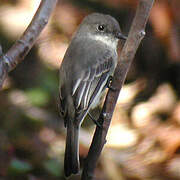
[107,76,117,91]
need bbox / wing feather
[72,56,114,116]
[72,78,81,96]
[74,81,87,108]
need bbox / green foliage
[8,159,32,175]
[25,88,50,107]
[44,159,63,177]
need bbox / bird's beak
[116,32,127,40]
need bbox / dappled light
[0,0,180,179]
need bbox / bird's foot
[107,76,117,91]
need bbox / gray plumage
[59,13,126,177]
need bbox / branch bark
[0,0,58,89]
[81,0,155,179]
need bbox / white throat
[88,33,118,50]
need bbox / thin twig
[0,0,57,89]
[81,0,155,179]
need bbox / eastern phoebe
[59,13,126,177]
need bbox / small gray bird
[59,13,126,177]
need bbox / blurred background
[0,0,180,179]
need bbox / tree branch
[81,0,155,179]
[0,0,58,89]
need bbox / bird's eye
[97,25,105,31]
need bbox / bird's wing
[58,84,67,119]
[72,52,115,121]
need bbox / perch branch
[81,0,155,179]
[0,0,58,89]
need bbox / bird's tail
[64,119,80,177]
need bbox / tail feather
[64,120,80,177]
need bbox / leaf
[25,88,50,106]
[44,159,62,177]
[8,159,32,175]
